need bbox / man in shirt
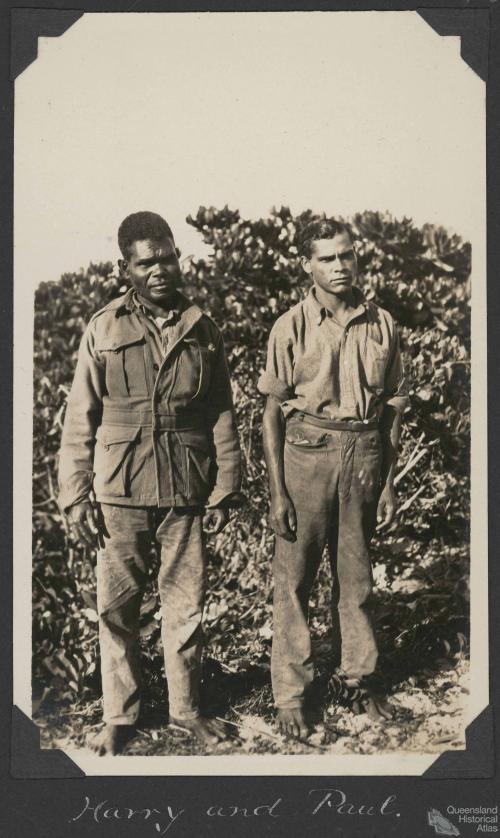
[258,217,408,739]
[59,211,242,754]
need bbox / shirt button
[153,363,159,371]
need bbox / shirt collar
[118,287,188,324]
[307,285,368,326]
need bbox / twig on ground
[215,715,283,745]
[228,712,331,753]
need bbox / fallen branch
[229,712,331,753]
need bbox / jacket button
[153,363,159,371]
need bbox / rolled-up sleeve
[257,320,294,402]
[383,329,409,413]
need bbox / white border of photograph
[14,10,487,775]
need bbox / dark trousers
[272,420,381,709]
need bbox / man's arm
[376,404,402,531]
[262,396,296,542]
[58,322,105,547]
[376,325,408,531]
[203,332,244,534]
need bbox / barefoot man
[258,218,408,738]
[58,211,242,754]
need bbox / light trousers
[96,504,205,724]
[272,419,381,709]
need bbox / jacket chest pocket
[97,337,149,398]
[93,425,141,497]
[172,338,212,403]
[363,336,388,390]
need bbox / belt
[101,407,204,431]
[290,412,379,432]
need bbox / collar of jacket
[128,290,183,324]
[101,288,205,350]
[112,286,191,316]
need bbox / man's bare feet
[329,669,393,721]
[362,692,393,722]
[277,707,309,739]
[169,716,229,747]
[89,724,135,755]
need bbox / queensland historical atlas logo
[428,809,460,836]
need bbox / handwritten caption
[70,789,400,834]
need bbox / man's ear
[118,258,128,278]
[301,255,312,275]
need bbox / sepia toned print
[14,11,486,775]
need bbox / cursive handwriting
[70,797,184,835]
[69,789,401,833]
[308,788,400,817]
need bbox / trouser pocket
[285,424,328,449]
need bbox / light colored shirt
[129,291,185,363]
[258,286,408,421]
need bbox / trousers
[96,504,205,724]
[271,418,382,709]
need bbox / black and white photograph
[12,8,489,778]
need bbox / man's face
[301,232,358,296]
[119,236,182,306]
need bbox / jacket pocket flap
[96,425,141,446]
[176,429,211,453]
[95,335,145,351]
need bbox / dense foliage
[33,208,470,713]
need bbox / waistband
[101,406,205,431]
[289,412,379,432]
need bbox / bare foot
[277,708,309,739]
[363,693,393,722]
[169,716,229,747]
[89,724,135,755]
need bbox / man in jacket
[258,218,408,739]
[59,211,242,754]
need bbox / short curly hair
[118,211,174,258]
[299,217,352,258]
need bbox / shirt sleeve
[383,328,409,413]
[257,319,295,402]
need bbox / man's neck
[314,284,356,318]
[135,291,180,319]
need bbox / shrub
[32,209,470,700]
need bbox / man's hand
[269,493,297,542]
[376,483,397,532]
[67,500,104,548]
[203,507,229,535]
